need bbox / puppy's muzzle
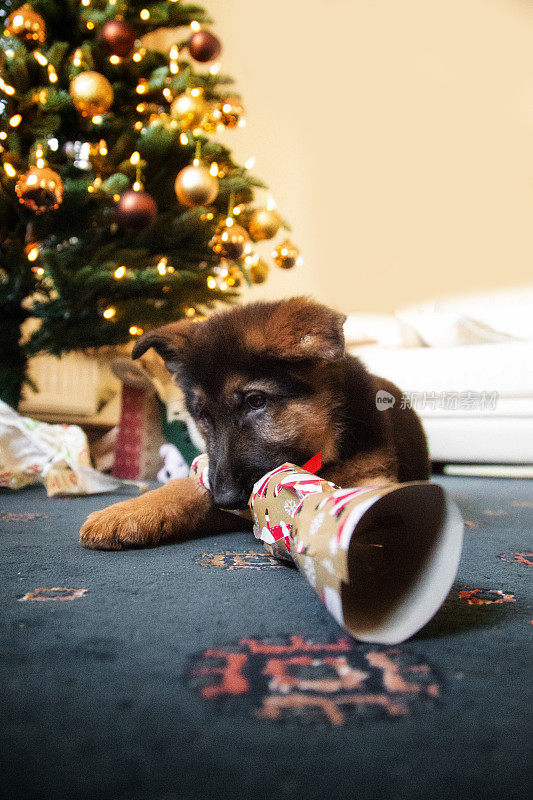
[211,468,249,510]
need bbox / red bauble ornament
[99,19,137,58]
[116,190,157,229]
[188,30,221,63]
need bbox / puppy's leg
[321,446,400,489]
[80,477,247,550]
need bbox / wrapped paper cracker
[190,454,463,644]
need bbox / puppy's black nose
[213,488,245,510]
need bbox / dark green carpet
[1,476,532,800]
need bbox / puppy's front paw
[80,497,173,550]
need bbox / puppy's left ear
[131,319,195,372]
[266,298,347,360]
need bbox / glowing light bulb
[103,307,116,319]
[209,162,218,176]
[114,266,126,279]
[207,276,217,289]
[4,163,16,177]
[130,151,140,165]
[9,114,22,127]
[140,9,150,20]
[191,20,200,31]
[157,258,168,275]
[27,247,39,262]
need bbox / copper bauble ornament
[174,164,218,207]
[272,239,302,270]
[99,19,137,58]
[15,166,63,213]
[248,257,270,284]
[188,30,221,63]
[212,95,244,129]
[170,90,208,130]
[248,208,282,241]
[210,223,249,260]
[69,71,114,117]
[116,190,157,229]
[5,5,46,47]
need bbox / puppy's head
[132,298,346,509]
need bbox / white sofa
[346,288,533,466]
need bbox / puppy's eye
[245,392,267,411]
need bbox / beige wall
[178,0,533,312]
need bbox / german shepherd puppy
[80,298,429,550]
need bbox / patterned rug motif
[1,476,532,800]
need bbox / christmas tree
[0,1,302,407]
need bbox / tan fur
[80,478,242,550]
[274,396,339,463]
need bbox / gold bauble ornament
[15,165,63,213]
[170,90,208,130]
[248,208,282,241]
[247,256,270,284]
[174,164,218,207]
[212,95,244,129]
[210,223,249,260]
[272,238,302,270]
[69,71,114,117]
[5,5,46,47]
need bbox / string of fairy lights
[0,1,303,338]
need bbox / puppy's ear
[131,320,195,372]
[259,298,347,360]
